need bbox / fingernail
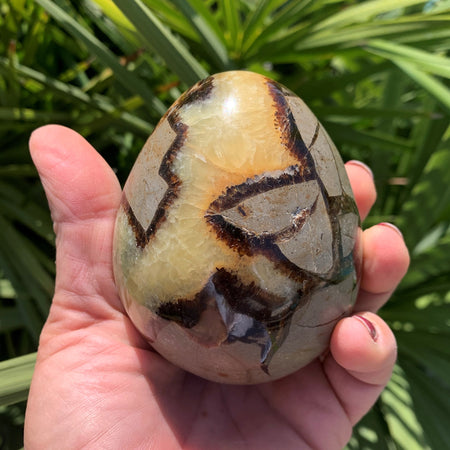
[379,222,403,237]
[347,160,374,179]
[354,315,378,342]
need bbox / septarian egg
[113,71,362,384]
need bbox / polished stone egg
[113,71,361,384]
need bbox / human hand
[24,125,409,449]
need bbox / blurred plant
[0,0,449,448]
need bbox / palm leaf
[394,61,450,112]
[365,39,450,78]
[313,0,428,31]
[34,0,166,114]
[112,0,209,84]
[0,353,36,407]
[170,0,231,70]
[397,145,450,248]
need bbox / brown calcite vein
[113,71,361,384]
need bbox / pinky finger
[324,312,397,424]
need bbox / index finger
[345,160,377,221]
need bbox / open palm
[24,125,409,450]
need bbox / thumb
[30,125,121,228]
[29,125,123,322]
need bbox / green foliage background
[0,0,449,448]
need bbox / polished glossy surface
[113,71,362,384]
